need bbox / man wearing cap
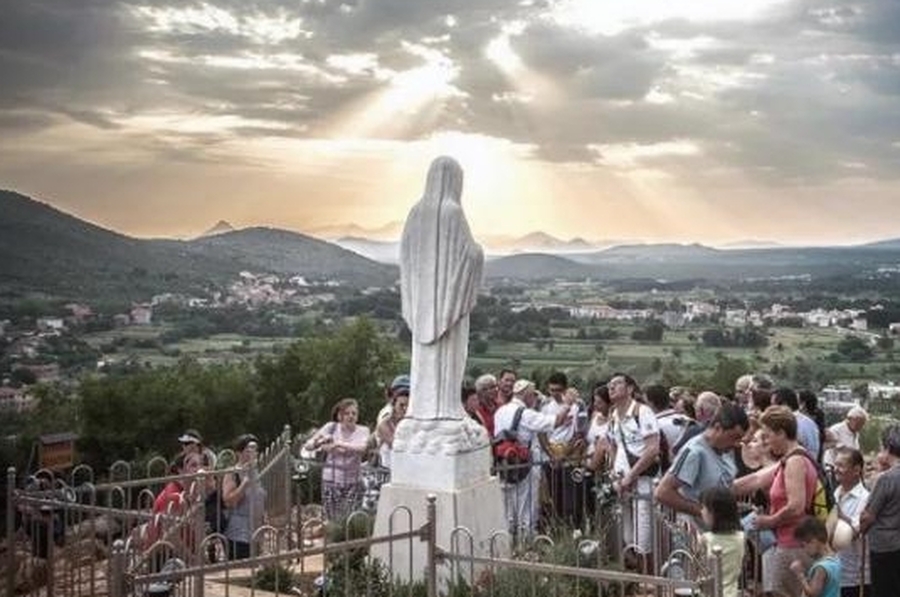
[824,407,868,469]
[377,375,410,425]
[494,378,570,536]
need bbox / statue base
[371,475,508,586]
[392,416,491,458]
[390,442,492,491]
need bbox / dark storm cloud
[0,0,152,108]
[1,0,899,185]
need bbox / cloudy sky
[1,0,898,245]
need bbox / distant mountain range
[333,231,629,264]
[309,220,404,241]
[0,190,397,300]
[3,189,900,299]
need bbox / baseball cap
[390,374,410,393]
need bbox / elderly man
[672,391,722,454]
[473,373,499,437]
[823,406,868,469]
[494,379,569,536]
[832,448,870,597]
[735,374,754,412]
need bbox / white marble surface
[371,477,509,586]
[400,156,483,421]
[390,438,492,491]
[392,416,490,457]
[374,157,506,585]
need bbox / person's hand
[789,560,806,576]
[619,472,635,493]
[753,514,771,529]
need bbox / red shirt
[475,404,495,438]
[770,453,817,547]
[145,482,186,547]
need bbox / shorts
[762,545,810,597]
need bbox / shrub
[253,564,295,593]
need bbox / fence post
[711,545,724,597]
[45,504,55,597]
[5,467,15,597]
[108,539,126,597]
[283,424,292,548]
[425,494,437,597]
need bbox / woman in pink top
[304,398,371,521]
[734,405,817,597]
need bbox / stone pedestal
[372,450,508,586]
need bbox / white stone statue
[394,156,488,456]
[373,157,507,582]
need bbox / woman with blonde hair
[303,398,370,521]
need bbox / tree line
[1,318,400,473]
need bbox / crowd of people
[141,369,900,597]
[463,368,898,597]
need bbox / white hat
[512,379,535,395]
[178,429,202,444]
[830,517,855,551]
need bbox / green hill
[0,190,397,301]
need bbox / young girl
[700,487,746,597]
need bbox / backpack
[780,448,835,523]
[492,406,531,484]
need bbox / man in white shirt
[494,379,569,536]
[824,407,868,469]
[537,372,582,524]
[607,373,660,569]
[832,447,870,597]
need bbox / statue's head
[424,156,464,204]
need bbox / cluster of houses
[149,272,339,310]
[525,299,875,333]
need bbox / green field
[84,327,297,368]
[469,322,898,390]
[84,320,898,392]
